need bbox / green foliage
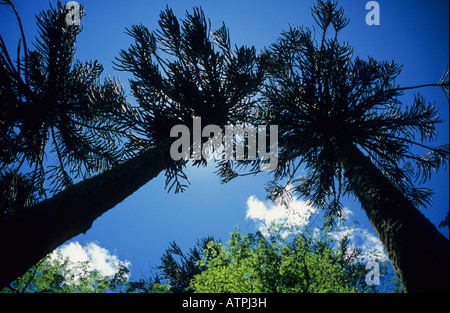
[125,279,172,294]
[1,251,130,293]
[2,224,400,293]
[190,226,395,293]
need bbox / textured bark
[0,138,175,289]
[334,137,449,293]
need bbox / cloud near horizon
[50,241,131,278]
[246,195,317,237]
[245,195,388,262]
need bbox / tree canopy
[190,226,398,293]
[2,223,402,293]
[0,0,447,292]
[221,0,449,223]
[1,247,129,293]
[214,0,449,292]
[0,0,135,213]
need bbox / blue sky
[1,0,448,284]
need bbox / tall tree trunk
[333,137,449,293]
[0,138,175,289]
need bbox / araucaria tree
[1,0,448,293]
[0,2,262,288]
[225,0,448,292]
[0,1,135,288]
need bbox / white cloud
[329,225,388,262]
[245,195,388,262]
[50,241,131,279]
[246,195,317,237]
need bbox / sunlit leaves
[190,226,392,293]
[1,251,130,293]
